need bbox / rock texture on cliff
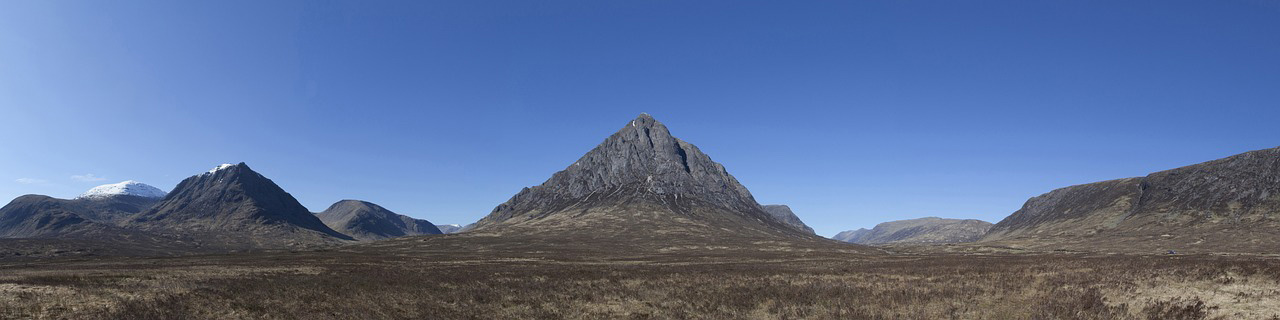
[469,114,816,246]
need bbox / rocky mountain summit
[760,205,815,234]
[469,114,814,245]
[131,163,353,249]
[981,146,1280,253]
[317,200,441,241]
[834,217,991,245]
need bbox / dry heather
[3,236,1280,320]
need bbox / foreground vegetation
[2,236,1279,319]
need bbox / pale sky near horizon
[2,1,1278,237]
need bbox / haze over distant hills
[981,146,1280,254]
[436,224,467,234]
[834,217,992,245]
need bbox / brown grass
[2,236,1280,319]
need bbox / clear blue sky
[2,1,1278,237]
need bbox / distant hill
[834,217,992,245]
[981,146,1280,254]
[760,205,815,234]
[436,224,468,234]
[317,200,441,241]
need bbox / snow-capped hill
[77,181,167,199]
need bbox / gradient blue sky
[2,1,1278,236]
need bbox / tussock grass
[2,240,1279,319]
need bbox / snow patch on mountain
[77,180,167,199]
[208,163,235,174]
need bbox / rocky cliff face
[760,205,815,234]
[317,200,441,241]
[982,146,1280,253]
[834,217,991,245]
[470,114,812,244]
[131,163,353,249]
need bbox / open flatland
[3,235,1279,320]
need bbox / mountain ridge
[980,146,1280,253]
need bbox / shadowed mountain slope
[130,163,353,249]
[982,146,1280,253]
[760,205,816,234]
[1,181,167,238]
[316,200,441,241]
[0,195,117,239]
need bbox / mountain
[468,114,813,246]
[130,163,353,249]
[981,146,1280,253]
[760,205,815,234]
[72,181,167,223]
[0,195,118,238]
[1,181,167,237]
[316,200,442,241]
[77,180,167,200]
[833,217,992,245]
[436,224,467,234]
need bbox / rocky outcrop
[982,146,1280,253]
[760,205,815,234]
[834,217,991,245]
[317,200,441,241]
[470,114,813,245]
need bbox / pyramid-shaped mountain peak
[560,114,756,204]
[471,115,806,241]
